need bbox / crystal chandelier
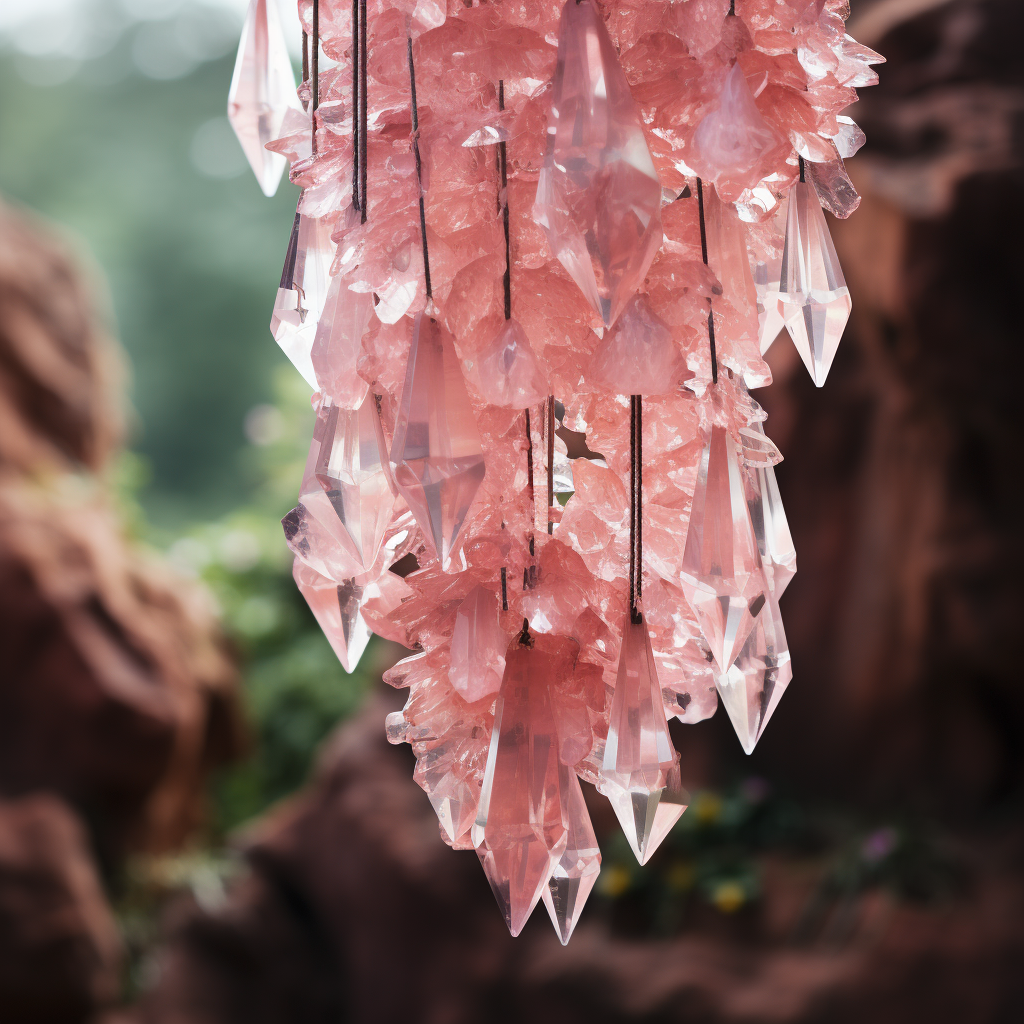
[228,0,882,943]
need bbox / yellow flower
[599,865,631,898]
[712,881,745,914]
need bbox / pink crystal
[680,417,769,673]
[599,607,684,864]
[310,269,375,407]
[271,209,335,389]
[533,0,663,327]
[471,318,548,409]
[806,149,862,220]
[449,585,507,703]
[589,295,688,396]
[716,594,791,754]
[472,633,577,936]
[227,0,302,197]
[690,64,787,203]
[542,769,601,944]
[292,558,371,674]
[778,181,852,387]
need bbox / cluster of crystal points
[228,0,880,942]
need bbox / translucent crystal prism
[778,182,852,387]
[743,427,797,599]
[472,318,548,409]
[292,558,371,674]
[533,0,662,327]
[716,594,792,754]
[542,769,601,944]
[598,608,684,865]
[752,195,788,355]
[680,419,770,673]
[449,586,507,703]
[302,391,396,574]
[271,208,335,389]
[390,313,486,569]
[310,267,375,408]
[472,634,577,936]
[227,0,302,197]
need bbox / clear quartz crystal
[292,558,371,674]
[743,426,797,598]
[533,0,662,327]
[449,586,507,703]
[390,312,486,569]
[598,607,685,865]
[680,414,770,673]
[542,768,601,944]
[752,194,788,354]
[227,0,302,197]
[271,208,336,389]
[472,634,578,936]
[778,181,852,387]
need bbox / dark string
[546,395,554,534]
[311,0,319,156]
[350,0,359,208]
[729,0,736,15]
[798,155,806,183]
[358,0,367,222]
[501,567,508,611]
[629,394,643,622]
[302,31,309,94]
[695,177,719,385]
[498,81,511,321]
[407,37,432,299]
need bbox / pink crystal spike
[390,313,486,569]
[292,558,371,674]
[680,418,770,673]
[542,768,601,945]
[742,431,797,599]
[598,607,685,865]
[227,0,302,197]
[716,593,792,754]
[778,182,852,387]
[472,318,549,409]
[533,0,663,327]
[310,271,375,408]
[472,633,577,937]
[271,208,336,389]
[449,586,508,703]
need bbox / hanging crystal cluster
[228,0,881,942]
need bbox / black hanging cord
[350,0,359,209]
[629,395,643,622]
[302,31,309,92]
[798,155,806,183]
[407,37,432,299]
[501,567,508,611]
[498,81,511,321]
[695,177,719,385]
[311,0,319,156]
[358,0,368,222]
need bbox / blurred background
[0,0,1021,1021]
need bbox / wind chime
[228,0,882,943]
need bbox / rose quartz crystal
[533,0,663,327]
[250,0,881,940]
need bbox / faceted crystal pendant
[449,586,507,703]
[742,428,797,599]
[778,182,852,387]
[472,633,577,936]
[310,269,375,408]
[716,594,792,754]
[271,208,335,390]
[414,731,483,849]
[390,313,486,569]
[752,195,788,355]
[292,558,371,673]
[542,768,601,944]
[300,391,396,574]
[680,418,770,673]
[532,0,663,327]
[598,608,685,865]
[227,0,302,197]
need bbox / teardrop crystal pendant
[304,391,396,575]
[598,607,686,865]
[716,593,792,754]
[271,208,336,390]
[533,0,663,327]
[680,415,770,673]
[390,312,486,569]
[472,633,578,936]
[778,181,852,387]
[743,426,797,599]
[292,558,372,674]
[542,769,601,945]
[227,0,302,197]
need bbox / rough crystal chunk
[390,313,486,569]
[271,209,335,389]
[472,633,578,936]
[680,418,770,673]
[227,0,302,197]
[778,182,852,387]
[472,318,548,409]
[533,0,663,327]
[449,585,507,703]
[542,769,601,944]
[598,607,684,865]
[292,558,371,674]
